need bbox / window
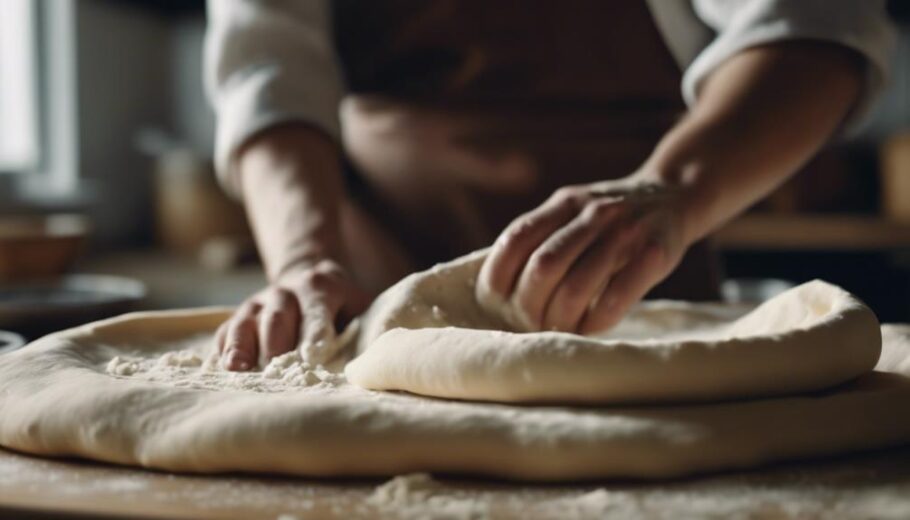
[0,0,40,173]
[0,0,80,201]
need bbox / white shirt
[205,0,895,192]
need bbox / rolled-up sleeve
[205,0,344,195]
[684,0,896,131]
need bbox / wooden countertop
[3,445,910,519]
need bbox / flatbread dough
[347,250,882,404]
[0,308,909,481]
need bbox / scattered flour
[104,339,346,394]
[4,447,910,520]
[367,473,489,520]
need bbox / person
[205,0,894,370]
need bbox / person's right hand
[215,259,371,371]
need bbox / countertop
[3,446,910,519]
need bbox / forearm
[641,41,864,245]
[238,124,346,281]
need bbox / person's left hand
[476,174,691,335]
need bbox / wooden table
[3,445,910,519]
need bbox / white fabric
[205,0,895,194]
[683,0,895,132]
[204,0,345,194]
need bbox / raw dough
[0,309,909,481]
[347,250,882,404]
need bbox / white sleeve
[204,0,345,195]
[685,0,896,131]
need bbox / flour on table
[367,473,489,520]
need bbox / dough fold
[346,250,882,404]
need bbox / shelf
[715,215,910,251]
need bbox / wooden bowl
[0,214,91,282]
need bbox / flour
[367,473,489,520]
[105,338,345,394]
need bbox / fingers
[257,288,301,365]
[511,199,622,328]
[477,188,583,305]
[296,267,348,365]
[214,259,369,371]
[542,219,642,332]
[220,302,261,371]
[579,243,669,335]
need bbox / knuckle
[580,202,609,223]
[237,300,260,316]
[643,242,666,262]
[501,218,534,245]
[303,269,335,291]
[552,185,582,203]
[273,287,296,307]
[528,248,560,275]
[231,314,258,332]
[589,199,618,218]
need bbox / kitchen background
[0,0,908,342]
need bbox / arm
[216,125,368,371]
[477,41,865,334]
[645,40,864,247]
[239,125,345,282]
[205,1,363,369]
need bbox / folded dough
[346,250,881,404]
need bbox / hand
[215,259,371,371]
[476,175,690,335]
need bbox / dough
[0,309,909,481]
[346,250,882,404]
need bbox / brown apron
[332,0,720,300]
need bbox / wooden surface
[715,214,910,251]
[3,446,910,519]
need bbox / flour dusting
[105,337,346,393]
[367,473,489,520]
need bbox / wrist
[630,161,716,248]
[638,113,741,246]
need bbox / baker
[205,0,894,370]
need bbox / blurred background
[0,0,908,343]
